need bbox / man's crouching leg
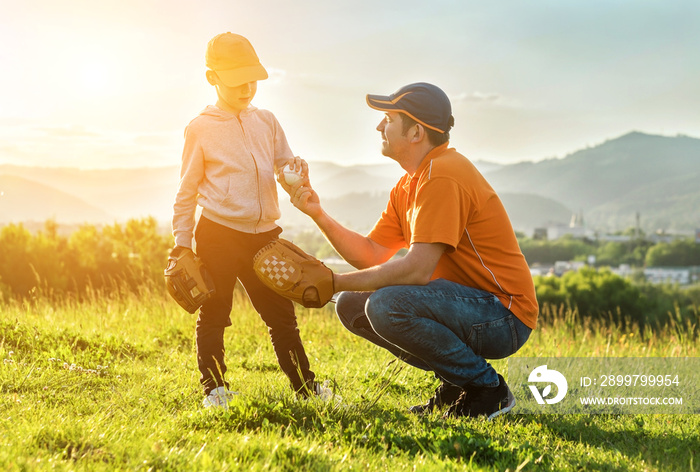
[335,291,432,371]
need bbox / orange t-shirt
[368,144,539,329]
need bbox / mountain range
[483,132,700,233]
[0,131,698,235]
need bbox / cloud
[0,123,179,169]
[132,132,181,148]
[454,92,500,102]
[265,68,378,97]
[35,125,100,138]
[266,67,288,84]
[450,91,523,110]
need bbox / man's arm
[280,169,446,291]
[281,177,397,269]
[309,208,397,269]
[334,242,447,292]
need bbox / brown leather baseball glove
[253,238,335,308]
[164,246,216,313]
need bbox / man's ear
[206,70,217,86]
[410,123,426,143]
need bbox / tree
[594,239,653,267]
[0,223,36,296]
[519,235,593,264]
[0,218,172,299]
[645,239,700,267]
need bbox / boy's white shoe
[313,380,341,403]
[202,386,239,409]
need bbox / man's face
[376,111,410,159]
[210,72,258,114]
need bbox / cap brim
[366,94,401,112]
[215,64,268,87]
[366,93,447,134]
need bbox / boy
[170,32,330,408]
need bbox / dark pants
[194,216,315,395]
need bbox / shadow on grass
[180,399,538,470]
[515,414,697,468]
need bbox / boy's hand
[287,156,307,176]
[169,245,191,259]
[164,245,215,314]
[278,156,308,186]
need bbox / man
[283,82,538,419]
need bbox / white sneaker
[202,386,239,409]
[313,380,341,403]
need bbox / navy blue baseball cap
[366,82,454,133]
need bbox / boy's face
[207,71,257,115]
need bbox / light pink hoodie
[172,105,294,247]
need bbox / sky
[0,0,698,169]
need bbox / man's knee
[365,286,405,335]
[335,291,373,332]
[334,291,355,330]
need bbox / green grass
[1,289,698,471]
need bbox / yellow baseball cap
[205,33,268,87]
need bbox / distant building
[536,211,590,240]
[553,260,585,276]
[530,260,587,277]
[547,223,587,240]
[648,230,695,244]
[611,264,635,278]
[533,227,548,240]
[570,211,584,229]
[598,234,632,242]
[644,267,692,285]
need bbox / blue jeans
[335,279,532,388]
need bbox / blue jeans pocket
[467,315,519,359]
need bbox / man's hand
[288,181,323,220]
[276,157,396,271]
[277,157,324,220]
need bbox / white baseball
[282,164,303,185]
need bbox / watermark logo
[528,365,568,404]
[509,358,696,414]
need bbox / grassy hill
[1,290,698,471]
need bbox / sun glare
[78,62,116,96]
